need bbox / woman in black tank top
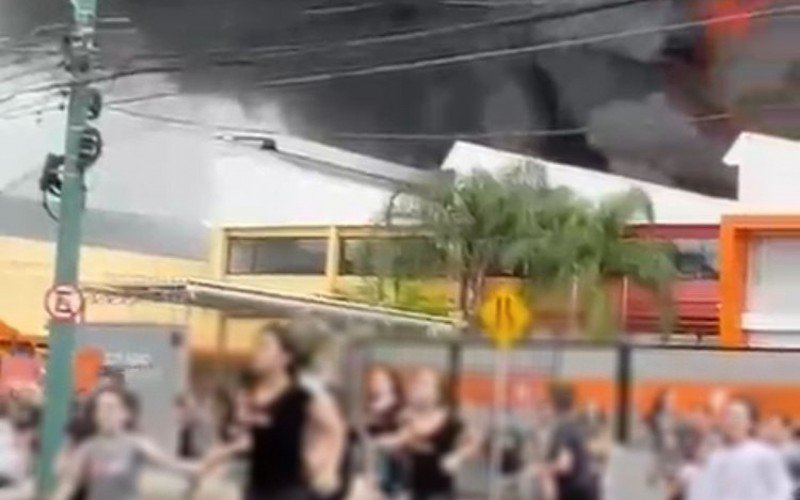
[202,324,347,500]
[376,369,480,500]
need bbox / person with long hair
[202,324,347,500]
[52,387,200,500]
[376,368,479,500]
[364,366,406,497]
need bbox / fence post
[615,341,632,444]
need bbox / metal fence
[342,337,800,440]
[336,336,800,497]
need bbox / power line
[72,3,800,94]
[0,4,796,108]
[104,102,799,142]
[254,4,799,87]
[442,0,550,7]
[0,93,64,118]
[123,0,663,65]
[0,61,62,86]
[0,17,132,53]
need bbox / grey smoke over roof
[1,0,797,198]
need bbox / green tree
[509,188,677,338]
[376,161,547,321]
[350,166,677,338]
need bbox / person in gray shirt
[53,387,200,500]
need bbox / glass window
[227,239,256,274]
[673,239,719,279]
[227,238,327,275]
[340,237,443,276]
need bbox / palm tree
[510,188,677,338]
[352,164,676,338]
[375,160,548,322]
[582,189,677,338]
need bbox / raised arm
[135,436,201,476]
[202,433,252,473]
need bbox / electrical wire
[122,0,663,65]
[254,4,799,87]
[0,80,68,107]
[72,4,800,93]
[107,104,590,138]
[303,2,379,16]
[104,102,799,142]
[0,62,61,86]
[0,4,796,109]
[0,93,64,118]
[442,0,550,7]
[0,18,132,53]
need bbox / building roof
[0,195,208,260]
[442,141,740,225]
[0,133,441,256]
[221,133,446,189]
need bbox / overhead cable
[0,4,796,107]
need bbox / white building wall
[724,132,800,209]
[744,237,800,334]
[211,148,393,226]
[724,133,800,346]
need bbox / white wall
[211,146,393,226]
[744,237,800,334]
[1,72,393,228]
[724,133,800,208]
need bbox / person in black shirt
[542,383,597,500]
[377,368,479,500]
[202,324,346,500]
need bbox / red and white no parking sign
[44,284,85,322]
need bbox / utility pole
[36,0,101,494]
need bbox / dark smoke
[2,0,798,197]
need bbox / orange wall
[719,215,800,346]
[454,372,800,419]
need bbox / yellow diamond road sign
[480,286,532,349]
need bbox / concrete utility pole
[36,0,101,494]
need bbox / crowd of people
[645,389,800,500]
[0,326,799,500]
